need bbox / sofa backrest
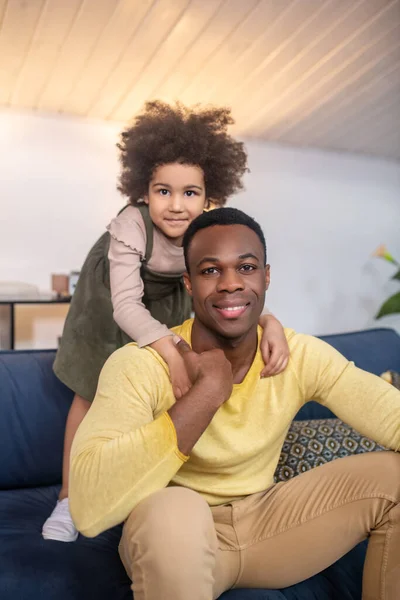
[296,327,400,419]
[0,328,399,489]
[0,350,73,490]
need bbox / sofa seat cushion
[0,485,366,600]
[0,485,131,600]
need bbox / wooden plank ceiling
[0,0,399,162]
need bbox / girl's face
[144,162,207,245]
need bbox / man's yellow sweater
[70,320,400,537]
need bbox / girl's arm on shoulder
[150,336,192,399]
[108,213,191,398]
[108,216,171,348]
[259,311,289,377]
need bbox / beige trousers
[119,452,400,600]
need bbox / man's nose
[169,193,184,212]
[216,269,244,293]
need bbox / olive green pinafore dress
[53,204,192,401]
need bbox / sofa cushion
[275,419,386,483]
[0,351,73,489]
[1,328,399,489]
[0,485,366,600]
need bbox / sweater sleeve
[69,345,187,538]
[107,213,171,347]
[291,333,400,451]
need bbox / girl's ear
[204,199,217,211]
[183,272,192,296]
[143,195,149,205]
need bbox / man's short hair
[183,207,267,272]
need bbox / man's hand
[168,338,233,455]
[173,336,233,405]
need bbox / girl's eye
[185,190,197,197]
[159,189,170,196]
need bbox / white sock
[42,498,78,542]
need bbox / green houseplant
[373,245,400,318]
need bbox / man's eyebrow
[196,253,260,268]
[196,257,219,268]
[239,253,260,261]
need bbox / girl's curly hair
[117,101,248,206]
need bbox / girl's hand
[168,352,192,399]
[150,335,192,399]
[259,314,289,378]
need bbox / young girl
[42,101,289,542]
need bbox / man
[70,208,400,600]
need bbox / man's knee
[327,450,400,489]
[120,487,217,578]
[366,451,400,498]
[127,486,213,536]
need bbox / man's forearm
[168,379,222,455]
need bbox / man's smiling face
[184,224,270,340]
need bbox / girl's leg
[42,394,91,542]
[58,394,91,500]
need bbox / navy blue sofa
[1,327,400,600]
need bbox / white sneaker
[42,498,78,542]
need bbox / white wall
[0,109,122,348]
[231,141,400,335]
[1,109,399,347]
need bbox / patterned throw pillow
[274,419,387,483]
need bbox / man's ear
[183,271,193,296]
[264,265,271,291]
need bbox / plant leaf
[392,269,400,281]
[376,291,400,318]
